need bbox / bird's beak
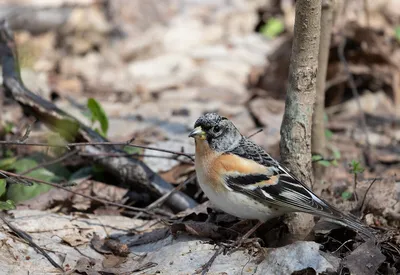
[189,126,206,139]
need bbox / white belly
[196,168,281,221]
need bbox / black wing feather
[227,174,271,186]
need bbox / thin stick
[0,170,167,218]
[18,123,33,143]
[359,178,377,212]
[248,128,263,139]
[133,175,195,219]
[0,212,64,271]
[0,139,195,161]
[70,141,194,161]
[332,239,354,254]
[196,246,224,275]
[0,170,33,186]
[79,152,193,164]
[21,149,79,175]
[353,173,359,203]
[327,236,352,253]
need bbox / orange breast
[195,140,277,191]
[211,154,268,175]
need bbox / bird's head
[189,113,242,152]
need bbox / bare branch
[0,139,195,162]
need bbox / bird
[188,112,374,242]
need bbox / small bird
[189,113,373,241]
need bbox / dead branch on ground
[0,20,197,212]
[0,169,171,219]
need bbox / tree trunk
[280,0,321,187]
[312,0,334,179]
[279,0,321,240]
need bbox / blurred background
[0,0,399,224]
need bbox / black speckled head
[189,113,242,152]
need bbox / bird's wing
[223,138,373,238]
[223,138,336,216]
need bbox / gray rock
[131,236,334,275]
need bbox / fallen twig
[0,139,195,162]
[195,246,224,275]
[332,239,354,254]
[134,175,196,220]
[359,178,378,213]
[0,212,64,271]
[0,170,170,219]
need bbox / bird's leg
[239,220,264,241]
[224,220,264,254]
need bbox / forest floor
[0,0,399,274]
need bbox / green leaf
[318,160,331,167]
[3,121,14,134]
[0,200,16,210]
[349,160,364,174]
[312,155,323,162]
[0,179,6,198]
[0,157,17,170]
[7,158,63,203]
[4,149,14,158]
[395,26,400,42]
[46,133,66,147]
[260,18,284,38]
[341,191,352,200]
[123,146,143,155]
[87,98,109,136]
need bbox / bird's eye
[213,125,220,132]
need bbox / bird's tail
[322,212,375,240]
